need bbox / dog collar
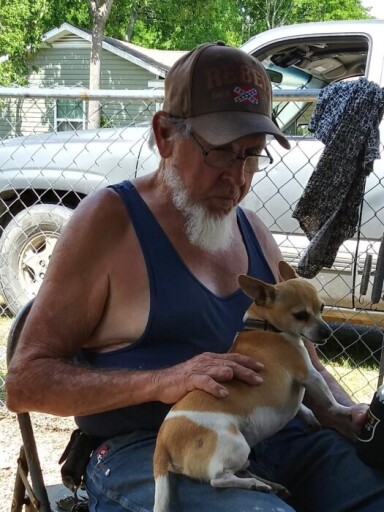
[243,319,281,333]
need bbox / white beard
[162,166,236,253]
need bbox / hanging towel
[292,78,384,278]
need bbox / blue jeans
[85,419,384,512]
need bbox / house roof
[43,23,187,78]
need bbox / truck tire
[0,204,73,315]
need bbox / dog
[153,260,351,512]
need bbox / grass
[324,358,379,404]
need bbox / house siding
[0,35,159,139]
[0,98,53,139]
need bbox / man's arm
[7,345,264,416]
[6,189,263,416]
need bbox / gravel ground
[0,408,76,512]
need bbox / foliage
[105,0,372,48]
[0,0,91,85]
[0,0,48,85]
[106,0,243,48]
[50,0,92,29]
[0,0,373,85]
[239,0,372,36]
[288,0,372,24]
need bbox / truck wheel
[0,204,73,315]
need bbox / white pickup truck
[240,19,384,327]
[0,19,383,324]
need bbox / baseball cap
[163,41,290,150]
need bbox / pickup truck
[0,19,383,322]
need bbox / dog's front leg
[303,367,354,436]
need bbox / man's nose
[222,159,247,185]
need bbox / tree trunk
[88,0,115,129]
[126,12,137,42]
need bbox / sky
[361,0,384,18]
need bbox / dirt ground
[0,409,76,512]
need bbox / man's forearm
[6,359,164,416]
[6,351,264,417]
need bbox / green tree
[0,0,48,85]
[0,0,373,85]
[0,0,91,85]
[106,0,243,48]
[105,0,371,48]
[239,0,372,39]
[50,0,92,29]
[289,0,372,24]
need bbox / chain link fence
[0,87,383,408]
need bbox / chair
[6,299,88,512]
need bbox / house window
[55,100,86,131]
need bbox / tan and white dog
[153,261,351,512]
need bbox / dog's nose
[319,322,332,340]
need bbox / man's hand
[153,352,264,404]
[317,403,369,441]
[351,403,369,430]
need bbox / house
[0,23,186,138]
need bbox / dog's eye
[293,311,309,322]
[320,303,325,313]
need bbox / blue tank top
[76,180,275,438]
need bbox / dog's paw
[303,416,322,433]
[271,483,291,500]
[297,404,321,432]
[249,480,273,493]
[236,470,291,499]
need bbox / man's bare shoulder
[58,185,133,250]
[73,186,129,224]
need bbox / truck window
[254,35,370,135]
[265,63,326,134]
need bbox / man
[6,42,384,511]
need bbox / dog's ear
[278,260,298,281]
[238,274,276,306]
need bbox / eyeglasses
[189,132,273,174]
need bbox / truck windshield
[265,62,327,135]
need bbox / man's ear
[278,260,298,281]
[238,274,276,306]
[152,111,173,158]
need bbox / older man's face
[168,132,266,216]
[161,132,266,251]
